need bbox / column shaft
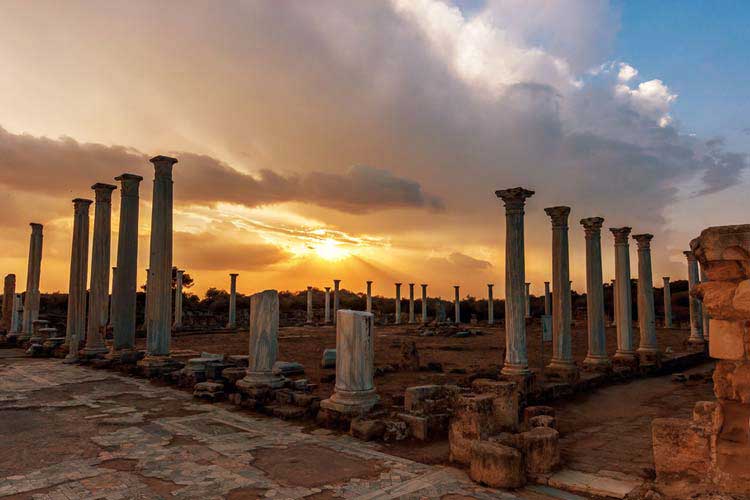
[237,290,284,389]
[685,251,704,344]
[21,223,44,338]
[227,273,238,329]
[662,277,673,328]
[634,234,658,358]
[333,280,340,324]
[454,285,461,324]
[366,281,373,313]
[611,227,635,360]
[173,270,184,329]
[421,284,428,324]
[306,286,313,324]
[408,283,415,323]
[324,287,331,323]
[2,274,16,333]
[487,284,494,325]
[546,206,576,376]
[524,282,531,318]
[543,281,551,316]
[581,217,609,367]
[394,283,402,324]
[65,201,91,359]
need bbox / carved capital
[544,206,571,227]
[633,233,654,250]
[495,187,535,212]
[580,217,605,237]
[610,227,632,245]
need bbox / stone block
[692,401,718,430]
[397,413,449,441]
[271,405,306,420]
[651,417,710,479]
[471,378,519,431]
[193,381,225,401]
[529,415,556,429]
[521,427,560,474]
[273,361,305,376]
[221,367,246,385]
[469,441,525,489]
[403,384,459,414]
[708,319,748,360]
[449,394,496,464]
[695,281,741,320]
[350,418,386,441]
[523,406,555,427]
[321,348,336,368]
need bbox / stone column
[634,234,658,362]
[84,183,117,356]
[611,227,636,362]
[454,285,461,324]
[662,277,673,329]
[487,284,494,325]
[581,217,609,369]
[306,286,314,324]
[10,293,22,335]
[64,200,91,360]
[227,273,238,329]
[173,269,184,330]
[236,290,284,389]
[699,266,710,341]
[366,281,373,313]
[111,173,142,351]
[324,286,331,323]
[421,284,428,324]
[496,187,534,376]
[543,281,551,316]
[320,309,378,415]
[610,278,618,326]
[333,279,341,324]
[524,282,531,318]
[108,267,117,328]
[141,268,151,330]
[394,283,402,324]
[545,206,577,380]
[408,283,415,324]
[21,223,44,339]
[684,251,704,344]
[144,155,178,360]
[2,274,16,333]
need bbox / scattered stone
[321,348,336,368]
[469,441,525,489]
[221,367,246,385]
[271,405,306,420]
[383,420,409,441]
[528,415,556,429]
[350,418,386,441]
[521,427,560,474]
[399,341,420,371]
[272,361,305,377]
[193,381,225,401]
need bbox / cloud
[174,231,287,271]
[617,62,638,82]
[615,79,677,127]
[448,251,492,269]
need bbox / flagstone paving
[0,352,565,500]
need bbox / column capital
[580,216,605,236]
[454,285,460,289]
[683,250,696,261]
[610,227,632,244]
[495,187,534,211]
[307,286,312,290]
[29,222,43,232]
[409,283,414,287]
[176,269,184,275]
[544,281,550,286]
[324,286,330,291]
[421,283,428,287]
[91,183,117,203]
[115,173,143,196]
[633,233,653,249]
[366,280,373,285]
[487,283,494,288]
[150,155,178,178]
[662,276,670,282]
[72,198,93,211]
[230,273,239,278]
[544,206,571,227]
[334,279,341,285]
[395,282,402,287]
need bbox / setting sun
[313,238,350,262]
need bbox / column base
[637,348,661,367]
[320,388,379,416]
[82,346,109,358]
[137,355,183,377]
[546,359,580,383]
[583,355,612,372]
[500,368,536,395]
[613,350,638,368]
[236,371,286,391]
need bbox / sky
[0,0,747,299]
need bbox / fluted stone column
[173,269,184,330]
[496,187,534,376]
[366,281,373,313]
[684,251,704,344]
[237,290,284,390]
[21,223,43,339]
[524,282,531,318]
[545,207,577,379]
[306,286,313,324]
[333,279,341,324]
[408,283,415,324]
[581,217,609,369]
[543,281,551,316]
[611,227,636,362]
[108,267,117,328]
[394,283,402,324]
[10,294,22,334]
[324,287,331,323]
[634,234,658,361]
[144,155,178,360]
[111,173,142,351]
[487,284,494,325]
[699,266,710,341]
[226,273,238,329]
[2,274,16,333]
[610,279,618,327]
[320,309,378,415]
[454,285,461,324]
[65,200,91,360]
[84,183,116,356]
[421,284,428,324]
[662,277,673,328]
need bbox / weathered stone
[399,340,420,370]
[321,348,336,368]
[652,418,711,479]
[350,418,386,441]
[193,381,225,401]
[469,441,525,489]
[708,319,748,360]
[523,406,555,427]
[449,394,496,464]
[529,415,556,429]
[237,290,285,390]
[521,426,560,474]
[273,361,305,377]
[471,378,518,431]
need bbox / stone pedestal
[394,283,402,325]
[85,183,117,357]
[21,223,44,340]
[545,207,577,381]
[65,201,91,360]
[408,283,415,324]
[634,234,659,364]
[611,227,636,364]
[496,187,534,376]
[487,284,494,325]
[421,284,428,324]
[685,251,705,345]
[227,273,238,329]
[320,310,379,415]
[142,155,177,362]
[111,174,143,351]
[581,217,610,370]
[652,225,750,496]
[237,290,285,390]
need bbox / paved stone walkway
[0,352,565,500]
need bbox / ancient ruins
[0,161,746,500]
